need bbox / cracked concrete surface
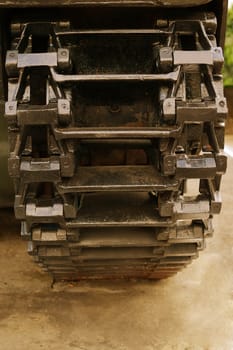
[1,137,233,350]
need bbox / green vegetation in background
[224,5,233,86]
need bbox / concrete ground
[1,137,233,350]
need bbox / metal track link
[5,12,226,280]
[24,223,204,280]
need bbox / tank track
[26,194,208,280]
[5,10,227,281]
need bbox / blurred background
[224,0,233,133]
[224,0,233,86]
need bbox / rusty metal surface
[58,166,179,192]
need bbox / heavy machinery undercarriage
[1,0,228,280]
